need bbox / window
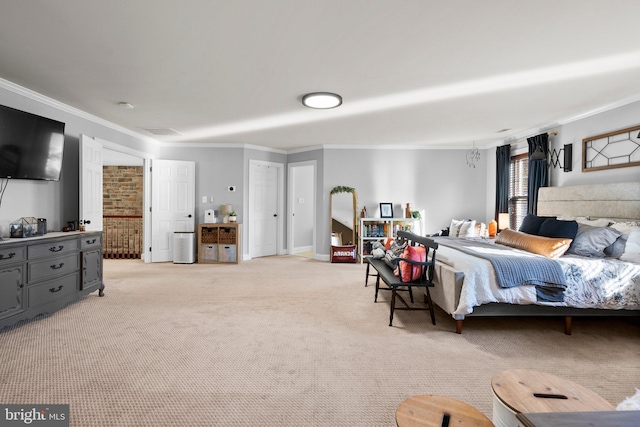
[509,153,528,230]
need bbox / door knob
[187,214,193,218]
[273,214,278,217]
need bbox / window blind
[509,153,528,230]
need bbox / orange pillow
[496,228,572,259]
[383,237,395,250]
[394,245,426,282]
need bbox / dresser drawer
[80,233,102,249]
[0,245,26,265]
[28,238,79,260]
[28,253,79,283]
[27,272,78,309]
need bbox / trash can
[173,232,196,264]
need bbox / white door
[151,159,196,262]
[249,161,280,258]
[79,134,103,231]
[287,161,316,256]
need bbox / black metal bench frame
[364,231,439,326]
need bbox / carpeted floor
[0,256,638,426]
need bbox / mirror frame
[329,186,358,247]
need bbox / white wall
[550,100,640,187]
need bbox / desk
[395,395,493,427]
[516,410,640,427]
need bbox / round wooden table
[491,369,614,427]
[396,394,494,427]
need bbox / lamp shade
[498,213,510,230]
[302,92,342,109]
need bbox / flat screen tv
[0,104,65,181]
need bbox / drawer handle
[86,238,97,244]
[50,263,65,270]
[49,285,63,293]
[49,245,64,252]
[0,252,16,260]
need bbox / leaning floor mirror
[330,186,358,263]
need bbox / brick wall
[103,166,143,215]
[103,166,144,258]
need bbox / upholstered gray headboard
[537,181,640,220]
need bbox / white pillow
[449,219,476,237]
[620,230,640,264]
[575,217,613,227]
[611,221,640,239]
[475,222,487,237]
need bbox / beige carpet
[0,256,638,426]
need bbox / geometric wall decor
[582,124,640,172]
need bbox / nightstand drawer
[0,246,25,264]
[28,238,79,260]
[28,273,78,309]
[28,253,79,283]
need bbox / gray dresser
[0,231,104,330]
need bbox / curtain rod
[507,131,557,146]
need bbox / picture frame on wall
[380,203,393,218]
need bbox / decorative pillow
[604,234,628,259]
[538,218,579,240]
[519,214,556,235]
[384,241,407,269]
[449,219,476,237]
[382,237,395,250]
[620,230,640,264]
[611,221,640,239]
[474,222,487,237]
[394,245,426,282]
[496,229,572,259]
[575,217,613,227]
[566,224,622,258]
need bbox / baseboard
[291,245,313,254]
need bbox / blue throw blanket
[434,237,566,302]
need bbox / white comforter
[434,242,640,317]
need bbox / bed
[429,181,640,334]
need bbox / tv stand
[0,231,104,331]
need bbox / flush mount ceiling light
[302,92,342,109]
[117,102,134,109]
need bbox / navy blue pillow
[538,218,579,240]
[519,214,556,235]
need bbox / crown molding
[157,140,288,155]
[493,93,640,148]
[557,92,640,125]
[0,77,161,146]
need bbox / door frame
[98,139,153,262]
[287,160,317,258]
[247,159,285,260]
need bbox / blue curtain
[495,144,511,220]
[527,133,549,215]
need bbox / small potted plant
[228,211,237,223]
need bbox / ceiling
[1,1,639,151]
